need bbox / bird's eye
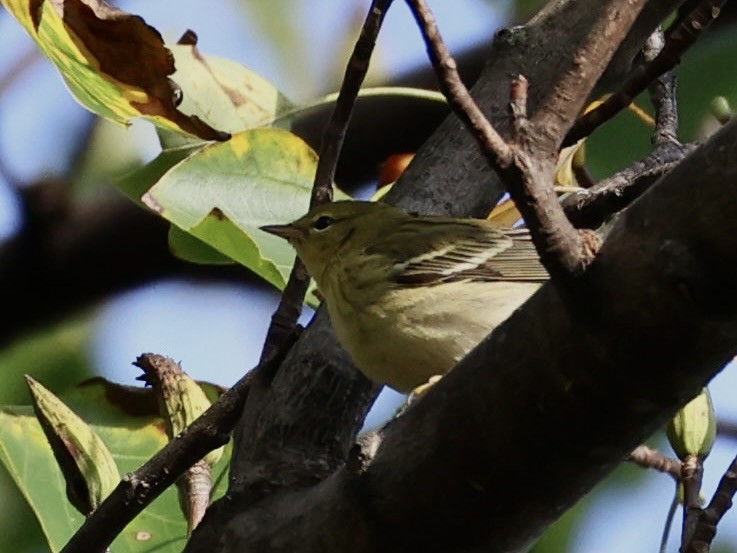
[312,215,335,231]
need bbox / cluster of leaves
[0,376,231,553]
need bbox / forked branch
[406,0,597,283]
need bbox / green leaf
[0,0,225,141]
[275,86,445,131]
[116,145,202,205]
[142,127,348,290]
[168,226,235,265]
[26,376,120,515]
[0,378,231,553]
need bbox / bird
[261,200,547,393]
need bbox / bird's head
[260,200,406,282]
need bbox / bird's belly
[342,316,469,393]
[329,281,539,392]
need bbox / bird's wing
[368,219,549,286]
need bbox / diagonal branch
[405,0,512,170]
[563,0,727,147]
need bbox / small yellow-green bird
[261,201,547,393]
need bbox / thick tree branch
[530,0,650,152]
[187,116,737,553]
[227,309,380,500]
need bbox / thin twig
[60,344,294,553]
[563,0,726,147]
[681,454,705,552]
[406,0,591,282]
[405,0,512,170]
[682,452,737,553]
[645,30,679,146]
[259,0,394,364]
[660,491,679,553]
[628,444,682,480]
[310,0,394,208]
[563,142,696,229]
[259,261,309,366]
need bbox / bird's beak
[260,223,304,241]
